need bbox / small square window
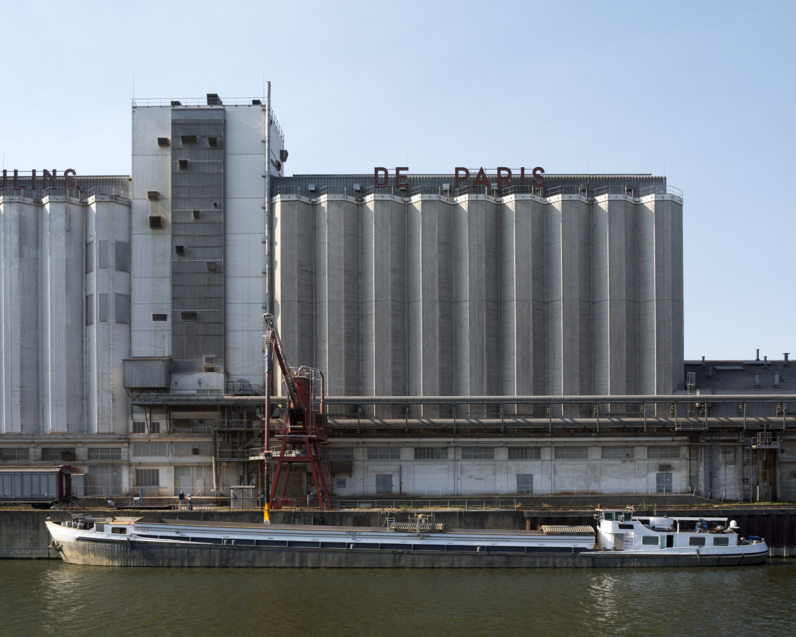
[181,135,198,145]
[208,137,219,147]
[181,312,198,322]
[178,159,189,170]
[175,246,186,257]
[152,314,168,322]
[133,421,146,434]
[149,216,163,229]
[192,210,200,220]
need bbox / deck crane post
[263,314,331,515]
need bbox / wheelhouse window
[689,537,706,547]
[713,537,730,546]
[642,536,659,546]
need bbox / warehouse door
[376,474,393,495]
[517,474,533,494]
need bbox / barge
[46,509,769,568]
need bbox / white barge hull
[46,520,768,568]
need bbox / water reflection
[2,562,796,637]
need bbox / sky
[1,0,793,360]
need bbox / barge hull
[56,539,769,568]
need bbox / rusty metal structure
[263,314,330,510]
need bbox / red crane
[263,314,331,514]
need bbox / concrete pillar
[360,196,406,417]
[0,198,40,433]
[85,196,131,434]
[499,196,545,413]
[41,196,85,433]
[273,196,315,388]
[314,196,359,397]
[407,196,453,418]
[639,194,684,396]
[592,196,639,402]
[452,195,499,415]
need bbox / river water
[1,560,794,636]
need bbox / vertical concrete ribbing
[452,196,499,413]
[315,197,358,397]
[0,200,40,433]
[43,198,84,433]
[500,197,545,413]
[360,197,406,416]
[407,196,453,418]
[274,197,314,389]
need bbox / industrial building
[0,88,793,504]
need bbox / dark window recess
[181,312,198,322]
[192,210,200,220]
[207,262,218,272]
[98,240,109,269]
[86,295,94,326]
[208,137,219,147]
[213,202,219,209]
[98,294,109,323]
[147,191,159,201]
[178,159,189,170]
[181,135,198,145]
[115,241,130,272]
[149,216,163,229]
[111,528,126,534]
[152,314,168,322]
[86,241,94,273]
[175,246,186,257]
[157,137,170,147]
[115,294,130,325]
[618,524,634,530]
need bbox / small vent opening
[181,135,198,145]
[157,137,170,147]
[175,245,186,257]
[207,262,218,272]
[659,464,673,472]
[178,159,189,170]
[149,216,163,230]
[192,210,200,220]
[203,355,216,366]
[208,137,219,147]
[147,191,160,201]
[152,314,168,322]
[181,312,198,322]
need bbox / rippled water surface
[1,561,794,636]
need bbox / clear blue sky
[2,0,793,360]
